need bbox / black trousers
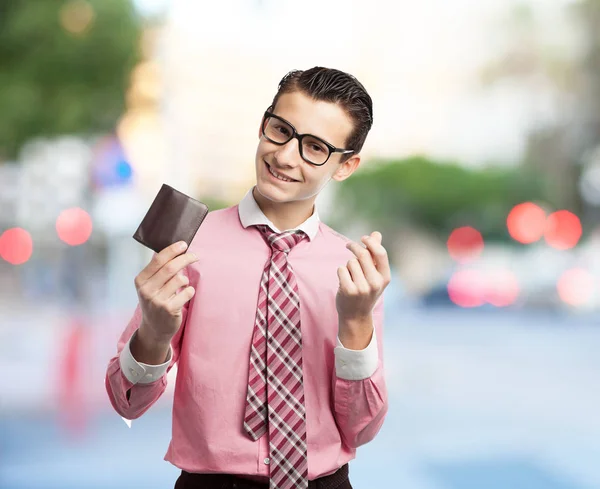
[174,463,352,489]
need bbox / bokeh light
[484,269,520,307]
[544,210,582,250]
[557,268,595,306]
[447,226,484,264]
[447,269,485,308]
[56,208,93,246]
[60,0,95,35]
[507,202,546,244]
[115,160,132,180]
[0,228,33,265]
[91,135,134,189]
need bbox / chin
[255,180,288,203]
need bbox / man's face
[254,91,360,205]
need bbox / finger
[141,252,198,296]
[138,241,189,283]
[346,258,370,293]
[346,241,380,285]
[361,234,392,283]
[158,270,190,301]
[155,251,198,287]
[167,285,196,310]
[337,266,357,294]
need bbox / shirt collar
[238,186,320,241]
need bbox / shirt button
[264,457,271,465]
[129,368,138,377]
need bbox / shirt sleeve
[105,300,188,421]
[332,294,388,449]
[334,329,379,380]
[119,329,173,384]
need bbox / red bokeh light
[484,269,520,307]
[544,210,582,250]
[447,269,485,308]
[507,202,546,244]
[447,226,484,264]
[0,228,33,265]
[557,268,595,306]
[56,208,93,246]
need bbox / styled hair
[270,67,373,160]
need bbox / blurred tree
[480,0,600,219]
[195,195,233,213]
[0,0,141,161]
[331,156,550,252]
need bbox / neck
[252,187,316,232]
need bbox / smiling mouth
[265,161,299,183]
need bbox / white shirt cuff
[119,329,172,385]
[334,327,379,380]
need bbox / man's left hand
[336,231,391,346]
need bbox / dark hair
[270,67,373,160]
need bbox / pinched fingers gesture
[336,231,391,321]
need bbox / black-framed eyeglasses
[261,109,354,166]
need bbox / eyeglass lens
[263,116,330,165]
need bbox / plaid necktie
[244,225,309,489]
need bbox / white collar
[238,186,320,241]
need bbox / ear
[331,154,361,182]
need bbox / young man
[105,67,391,489]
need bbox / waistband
[176,463,349,489]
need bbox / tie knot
[255,225,306,253]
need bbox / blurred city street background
[2,0,600,488]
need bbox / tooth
[269,166,292,181]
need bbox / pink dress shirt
[105,187,388,481]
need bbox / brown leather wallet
[132,183,209,253]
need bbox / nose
[273,137,302,167]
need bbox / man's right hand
[134,241,199,344]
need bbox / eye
[310,144,324,153]
[275,124,291,136]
